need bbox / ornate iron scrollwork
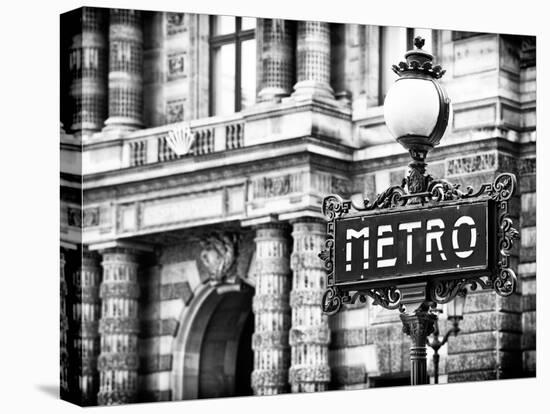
[321,194,351,220]
[319,195,349,314]
[491,173,520,296]
[319,172,520,314]
[429,277,492,304]
[321,286,342,315]
[349,287,403,311]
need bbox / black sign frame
[319,173,519,314]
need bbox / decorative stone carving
[251,224,291,395]
[289,326,330,345]
[167,52,185,80]
[289,219,331,393]
[252,294,289,312]
[252,173,303,199]
[446,152,496,176]
[289,290,324,307]
[166,122,194,156]
[288,366,331,384]
[199,232,238,285]
[250,370,289,390]
[166,99,185,123]
[445,151,518,177]
[166,13,185,36]
[97,249,141,405]
[252,331,289,349]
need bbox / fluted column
[68,7,108,134]
[251,224,292,395]
[292,21,334,100]
[70,252,102,405]
[60,250,69,399]
[97,249,140,405]
[103,9,144,132]
[257,19,295,102]
[289,219,331,392]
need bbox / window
[210,16,256,116]
[379,27,433,104]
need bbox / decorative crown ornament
[392,36,446,79]
[166,122,195,156]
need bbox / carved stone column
[97,249,140,405]
[400,305,437,385]
[60,250,69,399]
[71,252,102,405]
[257,19,295,102]
[292,21,334,100]
[68,7,108,135]
[251,224,292,395]
[289,219,331,392]
[103,9,144,132]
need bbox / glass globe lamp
[383,37,451,193]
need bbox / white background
[0,0,546,412]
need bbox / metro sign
[319,173,519,315]
[334,201,491,287]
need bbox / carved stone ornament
[319,173,520,315]
[200,232,238,285]
[166,122,194,156]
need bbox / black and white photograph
[0,1,546,413]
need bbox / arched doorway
[171,283,255,400]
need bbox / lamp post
[319,35,519,390]
[427,294,466,384]
[383,36,450,386]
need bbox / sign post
[319,37,519,386]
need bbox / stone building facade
[60,7,536,406]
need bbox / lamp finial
[414,36,425,50]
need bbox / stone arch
[171,282,254,400]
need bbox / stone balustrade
[77,115,246,174]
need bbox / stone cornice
[83,152,351,207]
